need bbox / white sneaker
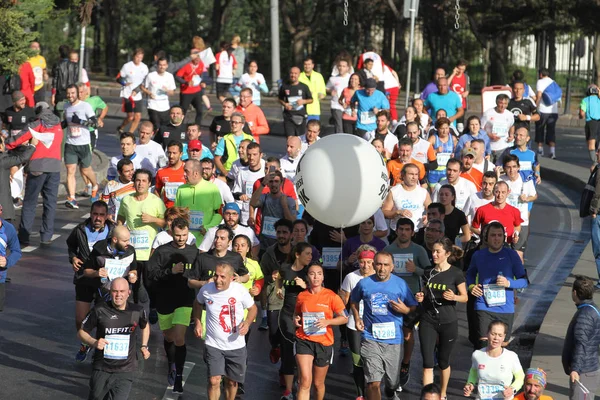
[537,147,544,156]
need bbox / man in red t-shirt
[472,181,523,243]
[154,140,185,208]
[248,157,298,235]
[448,59,469,132]
[175,52,205,127]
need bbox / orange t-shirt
[155,164,186,208]
[295,287,346,346]
[387,158,426,186]
[236,103,269,143]
[461,168,483,191]
[514,394,552,400]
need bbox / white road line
[62,223,78,230]
[161,361,195,400]
[81,213,90,219]
[21,246,38,253]
[50,234,61,242]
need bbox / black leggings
[179,91,203,126]
[279,311,296,376]
[347,327,364,397]
[267,309,280,349]
[418,316,458,370]
[342,119,356,135]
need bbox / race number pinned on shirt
[370,293,389,316]
[321,247,340,269]
[302,312,326,336]
[130,230,150,250]
[244,182,254,196]
[507,193,520,208]
[492,122,509,139]
[164,182,183,201]
[520,161,532,171]
[436,152,452,167]
[262,216,278,238]
[360,111,376,125]
[477,384,505,399]
[104,254,134,281]
[69,126,82,137]
[288,96,303,111]
[190,210,204,231]
[393,254,411,275]
[483,284,506,307]
[372,321,396,340]
[103,334,130,360]
[191,75,202,87]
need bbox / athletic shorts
[122,98,142,113]
[216,83,231,98]
[360,339,401,387]
[75,283,96,303]
[294,337,333,367]
[514,225,529,251]
[64,143,92,168]
[158,306,192,331]
[204,344,247,383]
[402,309,421,329]
[585,120,600,142]
[476,310,514,341]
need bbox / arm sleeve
[510,353,525,391]
[81,308,97,333]
[508,251,528,289]
[168,57,192,74]
[253,278,264,293]
[571,313,592,373]
[467,367,479,385]
[66,229,79,264]
[254,110,270,135]
[0,144,35,169]
[145,250,169,281]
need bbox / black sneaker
[173,374,183,393]
[398,362,410,387]
[238,382,245,395]
[167,363,176,386]
[149,308,158,325]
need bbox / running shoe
[173,374,184,394]
[237,382,245,395]
[259,317,268,331]
[65,198,79,209]
[269,346,281,364]
[167,363,176,386]
[537,147,544,156]
[550,153,556,159]
[280,390,293,400]
[75,343,91,362]
[339,340,349,356]
[398,362,410,387]
[149,308,159,325]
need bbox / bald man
[278,67,313,137]
[280,136,302,180]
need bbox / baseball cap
[12,90,25,102]
[364,78,377,89]
[223,202,241,214]
[461,147,476,158]
[188,140,202,151]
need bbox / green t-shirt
[383,241,431,294]
[117,193,166,261]
[175,179,223,243]
[85,96,107,133]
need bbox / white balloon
[295,134,389,228]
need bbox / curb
[57,149,110,197]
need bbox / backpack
[580,165,598,218]
[542,80,562,106]
[2,73,21,95]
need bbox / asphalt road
[0,114,589,399]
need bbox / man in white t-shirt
[63,84,99,209]
[462,171,497,225]
[232,142,264,224]
[201,158,234,205]
[382,163,431,231]
[362,110,398,159]
[471,139,495,173]
[280,136,302,181]
[107,132,155,181]
[500,154,537,256]
[193,262,257,400]
[432,158,477,211]
[199,202,259,256]
[326,59,351,133]
[141,57,176,132]
[535,68,559,158]
[135,121,168,175]
[404,121,437,170]
[117,48,148,134]
[480,93,515,162]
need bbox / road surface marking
[62,223,78,230]
[161,361,195,400]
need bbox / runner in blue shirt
[0,207,21,311]
[497,125,540,186]
[351,78,390,136]
[424,77,464,126]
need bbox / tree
[0,0,54,74]
[280,0,325,65]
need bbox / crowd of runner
[2,36,596,400]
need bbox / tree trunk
[206,0,229,47]
[548,30,557,77]
[382,13,394,62]
[482,38,490,87]
[489,34,507,85]
[103,0,120,77]
[91,5,101,73]
[153,0,171,50]
[187,0,199,36]
[394,18,408,71]
[292,29,310,66]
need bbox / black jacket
[83,239,137,294]
[51,59,79,100]
[562,300,600,374]
[66,219,115,284]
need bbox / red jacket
[19,62,35,107]
[176,61,206,94]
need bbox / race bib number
[507,193,520,208]
[477,384,506,399]
[190,210,204,231]
[302,312,326,336]
[436,152,452,167]
[360,111,376,125]
[520,161,532,171]
[262,216,277,238]
[321,247,340,269]
[393,254,411,275]
[372,321,396,340]
[104,257,132,281]
[103,334,130,360]
[358,300,364,319]
[164,182,183,201]
[370,293,389,316]
[244,182,254,196]
[483,284,506,307]
[69,126,81,137]
[492,122,509,138]
[130,230,150,250]
[191,75,202,87]
[288,96,302,110]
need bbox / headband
[358,250,375,260]
[525,368,547,388]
